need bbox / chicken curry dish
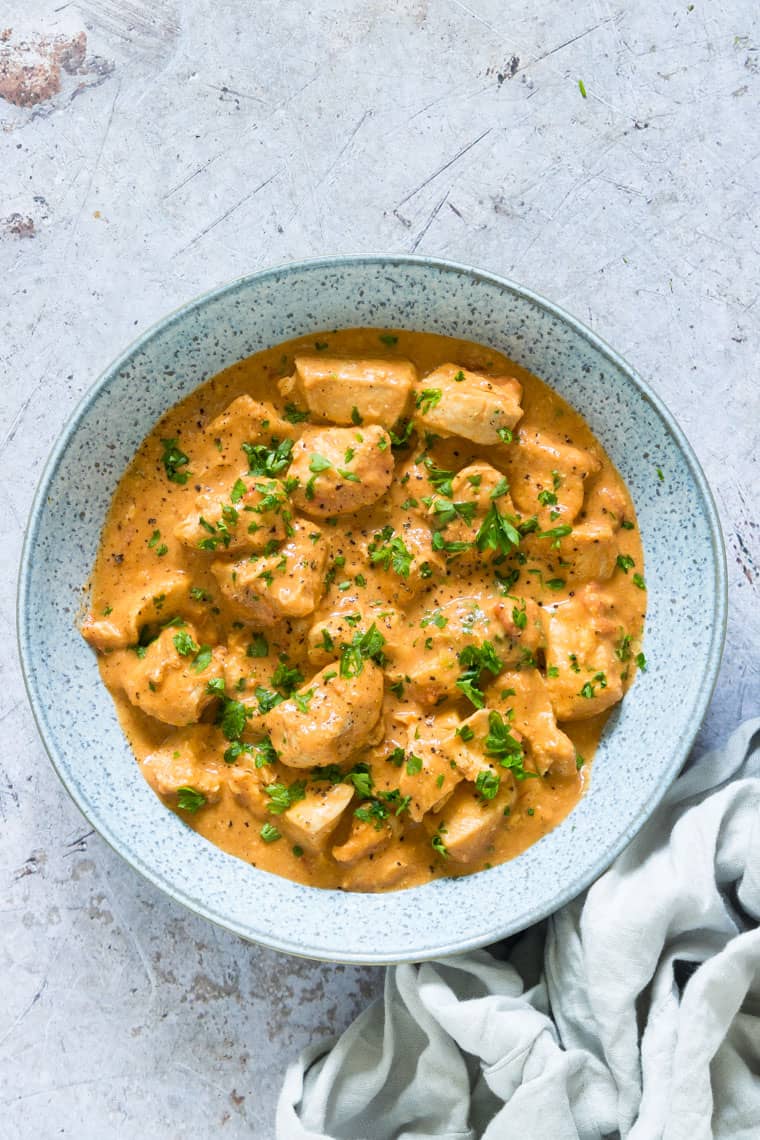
[81,328,646,892]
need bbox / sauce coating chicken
[81,328,646,892]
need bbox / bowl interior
[18,257,725,963]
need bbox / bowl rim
[17,254,728,963]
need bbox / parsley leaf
[160,438,191,484]
[476,503,521,556]
[177,786,206,813]
[173,630,199,657]
[415,388,442,415]
[242,437,293,477]
[265,780,306,814]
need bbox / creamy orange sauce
[82,329,645,892]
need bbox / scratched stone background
[1,0,758,1136]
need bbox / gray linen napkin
[277,718,760,1140]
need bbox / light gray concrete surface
[1,1,758,1135]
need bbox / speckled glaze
[17,257,726,964]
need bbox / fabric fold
[277,719,760,1140]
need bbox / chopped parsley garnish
[305,452,331,500]
[230,477,247,504]
[255,684,284,714]
[431,532,471,556]
[405,753,423,775]
[620,520,635,531]
[379,333,398,347]
[368,528,413,577]
[512,604,527,630]
[284,403,310,424]
[632,573,647,590]
[546,578,565,591]
[415,388,442,415]
[485,711,533,779]
[340,623,386,678]
[176,786,206,813]
[537,524,572,548]
[271,660,305,695]
[497,427,513,444]
[476,503,521,557]
[431,830,449,858]
[173,630,199,657]
[453,369,465,382]
[351,405,363,426]
[457,724,475,742]
[538,489,558,507]
[354,799,390,829]
[456,642,503,708]
[190,645,213,673]
[616,554,635,573]
[345,764,373,798]
[475,770,500,800]
[426,497,477,528]
[293,688,316,714]
[190,586,212,602]
[389,418,414,449]
[546,665,560,678]
[635,652,647,671]
[242,437,293,478]
[160,437,191,484]
[578,78,587,98]
[260,823,282,843]
[218,698,249,741]
[421,609,448,629]
[264,780,306,814]
[580,681,595,699]
[615,634,632,662]
[247,634,269,658]
[423,458,455,497]
[490,476,510,500]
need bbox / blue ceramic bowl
[17,257,726,963]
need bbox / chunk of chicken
[437,708,503,781]
[504,429,601,522]
[543,584,626,721]
[339,840,419,892]
[524,521,618,583]
[211,521,327,624]
[582,476,631,531]
[367,521,445,600]
[289,426,394,517]
[494,597,546,665]
[421,462,519,571]
[119,624,224,726]
[332,813,399,865]
[142,727,223,804]
[205,396,295,467]
[265,661,384,768]
[488,669,576,775]
[81,569,197,651]
[307,602,403,666]
[413,364,523,445]
[175,476,291,555]
[428,780,516,865]
[398,712,463,821]
[385,596,507,706]
[228,764,272,819]
[280,356,417,428]
[280,783,354,852]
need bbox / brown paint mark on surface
[0,28,114,108]
[2,213,35,237]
